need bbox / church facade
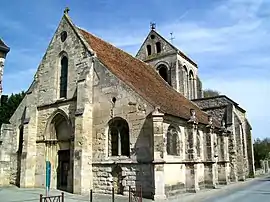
[0,11,255,200]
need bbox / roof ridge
[78,27,220,127]
[152,30,197,67]
[78,27,159,70]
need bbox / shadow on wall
[14,107,26,187]
[131,113,155,199]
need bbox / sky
[0,0,269,139]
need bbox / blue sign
[46,161,51,195]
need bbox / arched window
[166,125,180,156]
[109,118,130,157]
[183,66,188,98]
[60,56,68,98]
[157,64,170,85]
[146,45,152,56]
[189,70,194,99]
[156,42,161,53]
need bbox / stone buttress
[185,109,199,192]
[152,107,166,200]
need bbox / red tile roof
[78,28,220,127]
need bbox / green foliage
[203,89,220,98]
[253,138,270,168]
[0,91,26,128]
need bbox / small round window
[150,34,155,39]
[60,31,67,42]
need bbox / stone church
[0,10,255,200]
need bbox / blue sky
[1,0,269,139]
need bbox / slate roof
[78,28,220,127]
[0,39,10,53]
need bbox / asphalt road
[201,177,270,202]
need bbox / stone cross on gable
[150,22,156,30]
[64,7,70,14]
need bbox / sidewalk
[0,175,268,202]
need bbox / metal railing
[39,192,64,202]
[129,185,142,202]
[89,185,142,202]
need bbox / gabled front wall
[33,15,93,190]
[2,15,92,189]
[36,16,89,106]
[91,60,155,196]
[136,30,177,62]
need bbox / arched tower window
[146,45,152,56]
[166,125,180,156]
[157,64,170,85]
[60,56,68,98]
[183,66,188,98]
[189,70,194,99]
[108,117,130,157]
[156,42,161,53]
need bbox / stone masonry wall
[92,164,154,199]
[35,101,76,188]
[0,124,14,186]
[192,97,229,123]
[6,14,91,189]
[91,60,155,197]
[234,109,249,178]
[135,30,199,99]
[34,15,90,106]
[136,30,176,62]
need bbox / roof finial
[64,7,70,15]
[150,22,156,30]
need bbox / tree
[253,138,270,168]
[0,91,26,129]
[203,89,220,98]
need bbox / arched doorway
[112,166,123,194]
[47,111,72,192]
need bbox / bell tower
[0,39,10,101]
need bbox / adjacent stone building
[192,96,255,180]
[0,10,255,200]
